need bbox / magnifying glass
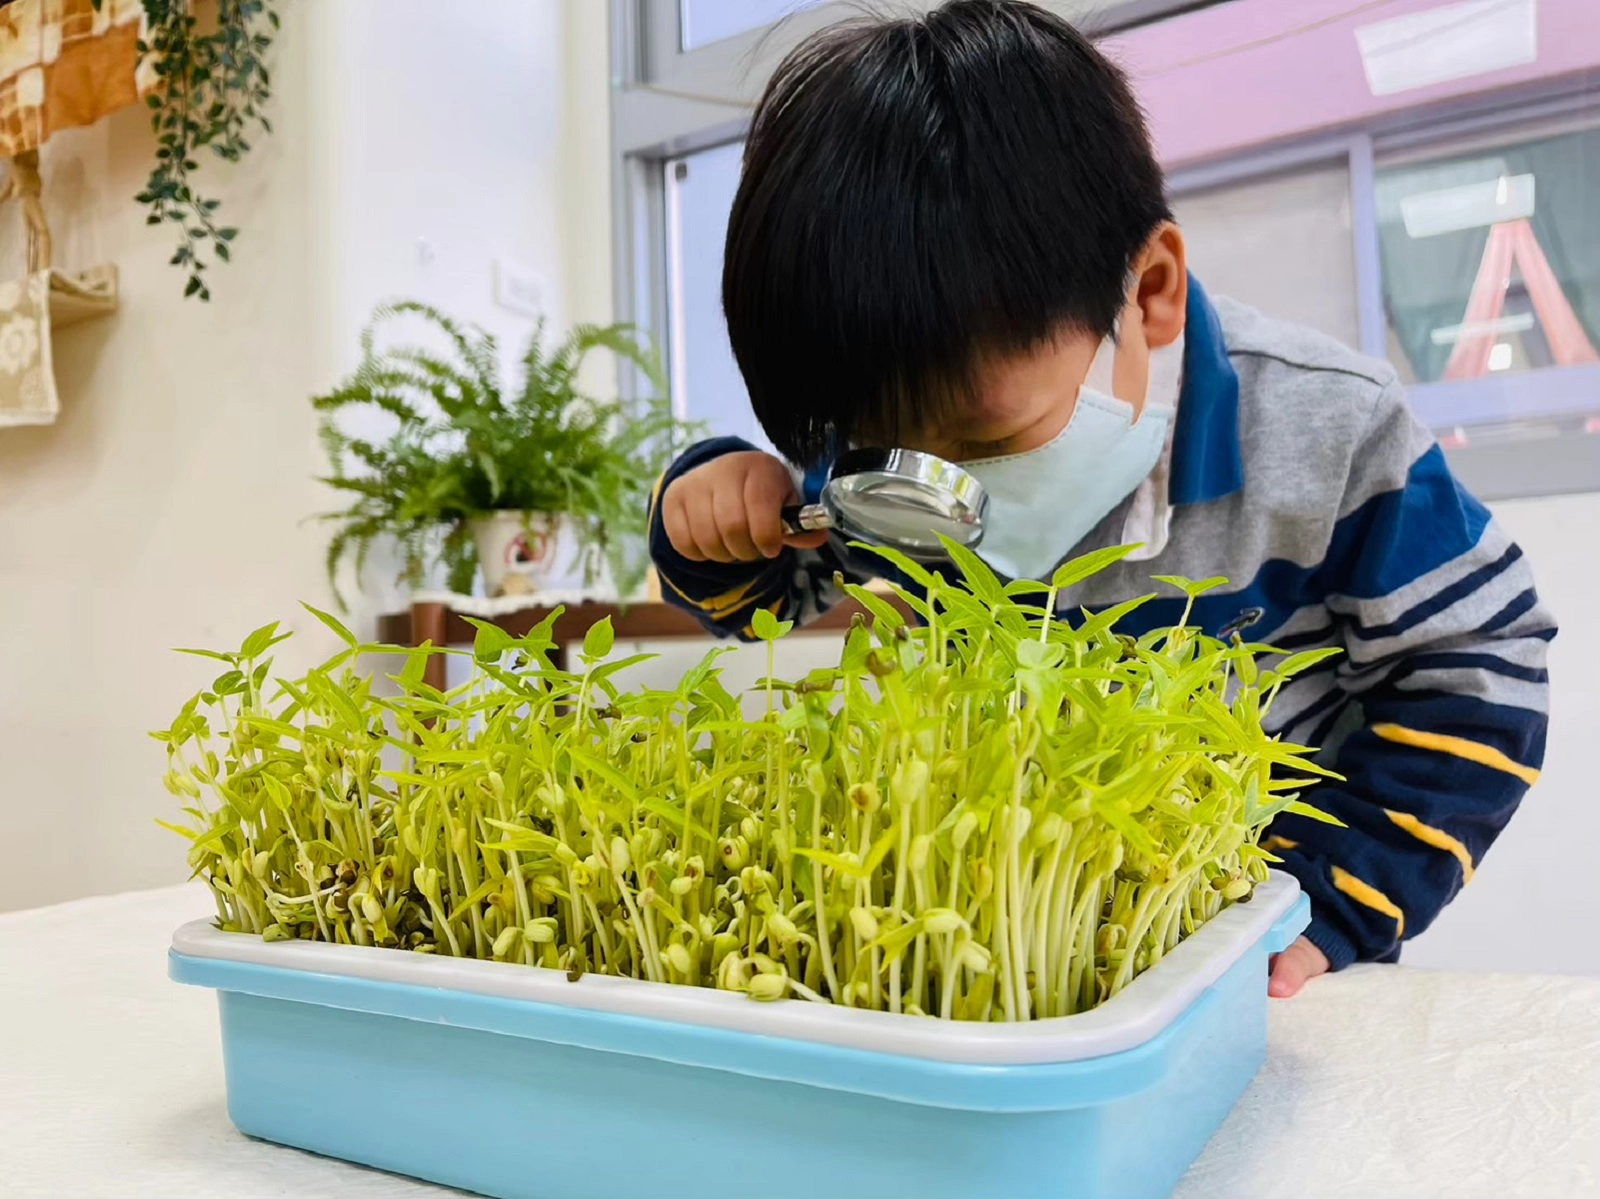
[779,448,989,561]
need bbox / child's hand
[1268,936,1330,998]
[661,451,830,563]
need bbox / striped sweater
[647,279,1555,969]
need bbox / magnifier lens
[830,472,981,553]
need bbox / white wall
[1403,492,1600,977]
[0,9,323,914]
[0,0,583,912]
[560,0,615,335]
[309,0,575,611]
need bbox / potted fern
[314,302,695,607]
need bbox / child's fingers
[713,478,762,561]
[744,464,796,558]
[1267,937,1329,999]
[661,486,705,562]
[782,530,831,550]
[1267,953,1304,999]
[685,491,734,563]
[742,461,806,560]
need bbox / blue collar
[802,273,1244,507]
[1169,275,1243,505]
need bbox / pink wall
[1106,0,1600,168]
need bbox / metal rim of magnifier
[824,448,989,559]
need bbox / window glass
[1377,122,1600,391]
[678,0,825,51]
[664,141,775,453]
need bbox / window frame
[1370,95,1600,469]
[1166,135,1388,361]
[639,0,1219,91]
[610,1,1600,500]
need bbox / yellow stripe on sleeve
[697,576,763,618]
[1332,866,1405,937]
[1262,835,1299,853]
[659,570,769,620]
[1371,723,1541,787]
[656,569,697,606]
[1385,810,1476,883]
[647,472,667,526]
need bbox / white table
[3,886,1597,1198]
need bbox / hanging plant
[93,0,280,300]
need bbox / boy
[648,0,1553,996]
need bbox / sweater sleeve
[1267,384,1554,968]
[646,436,867,640]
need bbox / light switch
[494,259,545,318]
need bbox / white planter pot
[470,511,564,597]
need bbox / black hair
[722,0,1171,466]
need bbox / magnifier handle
[780,503,832,536]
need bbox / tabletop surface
[4,885,1597,1199]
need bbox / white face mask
[961,334,1180,582]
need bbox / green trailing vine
[93,0,279,299]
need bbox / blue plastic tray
[171,881,1308,1199]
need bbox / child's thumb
[782,530,831,550]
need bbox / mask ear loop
[1085,271,1142,400]
[1082,328,1120,399]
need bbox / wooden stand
[376,596,911,692]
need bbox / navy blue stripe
[1307,706,1347,747]
[1170,276,1244,506]
[1115,456,1499,647]
[1113,559,1330,641]
[1380,651,1548,686]
[1479,588,1540,636]
[1288,653,1343,681]
[1272,682,1347,737]
[1345,544,1522,642]
[1358,689,1549,762]
[1340,638,1540,679]
[1269,625,1337,651]
[1334,445,1493,601]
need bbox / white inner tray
[171,874,1300,1065]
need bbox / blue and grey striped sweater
[647,279,1555,969]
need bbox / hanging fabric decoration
[0,0,139,426]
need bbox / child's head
[723,0,1188,467]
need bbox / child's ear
[1132,224,1188,350]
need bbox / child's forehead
[962,334,1100,420]
[889,332,1101,455]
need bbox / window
[1376,119,1600,433]
[1172,161,1363,350]
[678,0,825,51]
[637,2,1222,98]
[613,1,1600,497]
[664,140,774,451]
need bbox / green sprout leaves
[158,547,1338,1021]
[582,617,616,663]
[750,607,794,642]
